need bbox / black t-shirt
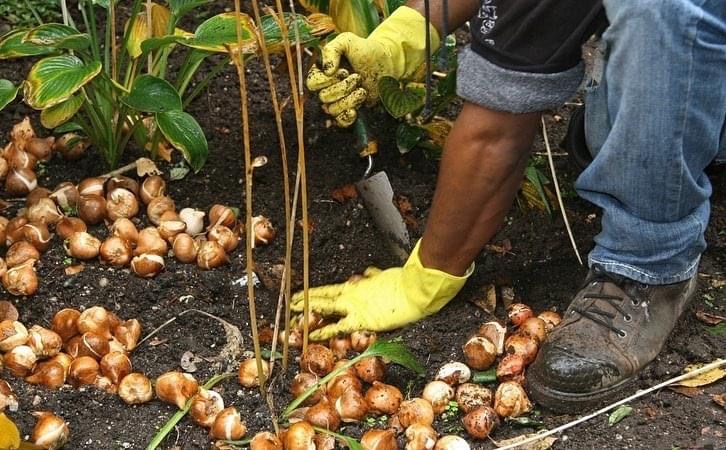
[471,0,607,73]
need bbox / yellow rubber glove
[306,6,440,127]
[290,240,472,340]
[0,413,20,450]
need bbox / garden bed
[0,4,724,449]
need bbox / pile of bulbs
[0,305,142,448]
[0,117,277,296]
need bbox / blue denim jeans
[577,0,726,285]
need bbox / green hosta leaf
[608,404,633,426]
[299,0,330,13]
[378,76,426,118]
[156,110,207,171]
[0,29,56,59]
[0,79,19,110]
[168,0,212,18]
[40,94,84,128]
[396,122,425,154]
[24,55,102,109]
[24,23,90,51]
[437,69,457,98]
[123,75,182,113]
[54,121,84,133]
[259,13,320,52]
[374,0,405,17]
[184,12,257,54]
[140,35,188,54]
[329,0,379,37]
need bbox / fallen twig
[494,359,726,449]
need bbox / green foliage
[0,1,332,170]
[364,415,390,428]
[0,0,60,28]
[608,404,633,426]
[440,400,460,422]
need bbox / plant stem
[276,0,310,353]
[110,0,117,81]
[145,373,235,450]
[145,0,153,73]
[181,57,229,107]
[250,0,293,372]
[231,0,267,396]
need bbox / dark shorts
[458,0,607,113]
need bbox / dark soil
[0,5,724,450]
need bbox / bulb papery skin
[507,303,534,327]
[190,388,225,428]
[78,194,107,225]
[56,217,86,241]
[360,429,397,450]
[5,344,37,377]
[250,431,283,450]
[476,321,506,355]
[300,344,335,377]
[100,236,133,267]
[435,362,472,386]
[172,233,199,264]
[405,423,438,450]
[27,325,63,358]
[463,336,497,371]
[365,381,403,416]
[25,361,66,389]
[238,358,270,388]
[493,381,532,418]
[350,330,377,352]
[68,356,99,387]
[100,351,132,385]
[140,175,166,205]
[77,306,112,339]
[0,319,29,352]
[335,388,369,423]
[6,241,40,268]
[110,218,138,244]
[397,398,435,428]
[131,253,165,278]
[504,334,539,365]
[251,215,275,247]
[283,421,316,450]
[147,196,175,226]
[196,240,227,269]
[290,372,324,406]
[2,261,38,296]
[114,319,142,352]
[354,356,385,383]
[518,317,547,344]
[208,204,236,228]
[210,406,246,440]
[106,188,139,222]
[455,383,493,414]
[538,310,562,331]
[67,231,102,260]
[179,208,205,236]
[303,397,341,431]
[31,411,69,450]
[118,373,154,404]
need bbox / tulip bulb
[158,220,186,243]
[140,175,166,204]
[304,397,341,431]
[172,233,198,263]
[179,208,204,236]
[365,381,403,415]
[31,411,69,450]
[397,398,435,428]
[77,177,105,197]
[196,240,227,269]
[405,423,438,450]
[251,215,275,247]
[147,196,175,226]
[10,117,35,149]
[507,303,534,327]
[455,383,493,414]
[49,182,79,210]
[134,227,167,257]
[518,317,547,343]
[0,379,18,412]
[207,224,239,252]
[26,198,62,226]
[99,236,133,267]
[68,356,99,386]
[326,372,362,401]
[463,336,497,370]
[27,325,62,358]
[106,188,139,221]
[5,240,40,267]
[78,332,110,360]
[0,156,7,180]
[328,335,352,360]
[0,319,29,351]
[493,381,532,417]
[284,422,315,450]
[25,361,66,389]
[462,406,498,439]
[25,187,51,207]
[208,204,236,228]
[210,406,246,440]
[335,388,369,422]
[77,194,107,225]
[300,344,335,376]
[290,372,324,406]
[156,371,199,409]
[26,136,54,161]
[0,216,8,244]
[238,358,270,388]
[105,176,139,196]
[118,373,153,404]
[131,254,165,278]
[435,362,472,386]
[110,218,138,244]
[360,429,396,450]
[100,352,132,384]
[54,133,88,160]
[114,319,141,352]
[504,334,539,365]
[78,306,112,339]
[434,436,471,450]
[20,222,51,252]
[476,321,506,355]
[5,168,37,195]
[5,217,28,247]
[422,381,455,415]
[538,310,562,331]
[2,262,38,296]
[354,356,385,384]
[49,353,73,375]
[67,231,102,261]
[350,330,377,352]
[6,146,37,170]
[4,344,37,377]
[190,388,225,428]
[56,217,86,241]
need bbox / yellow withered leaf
[675,362,726,388]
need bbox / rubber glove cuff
[402,239,474,317]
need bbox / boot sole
[526,373,637,414]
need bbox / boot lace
[571,266,638,338]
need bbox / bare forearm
[420,103,540,275]
[406,0,480,35]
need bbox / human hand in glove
[290,240,471,341]
[305,6,440,127]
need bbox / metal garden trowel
[353,118,411,262]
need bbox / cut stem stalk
[231,0,267,394]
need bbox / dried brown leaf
[712,393,726,408]
[394,195,418,230]
[149,337,168,346]
[64,264,85,275]
[486,239,513,257]
[668,385,703,398]
[472,284,497,314]
[695,310,726,326]
[493,433,557,450]
[674,362,726,387]
[331,184,358,203]
[135,158,161,176]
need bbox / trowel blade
[355,171,411,262]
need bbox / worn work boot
[527,265,697,412]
